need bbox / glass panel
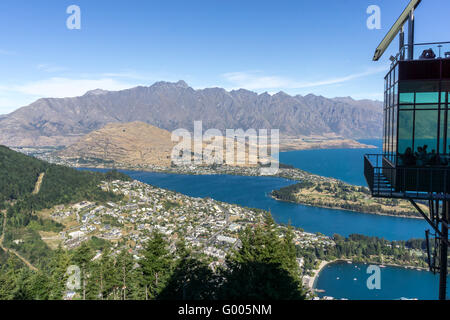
[383,109,387,153]
[399,80,439,93]
[398,110,414,156]
[399,92,414,104]
[414,104,439,110]
[445,110,450,154]
[416,92,439,104]
[414,109,438,160]
[390,88,394,107]
[447,109,450,155]
[400,104,414,110]
[393,84,398,105]
[391,107,395,155]
[387,107,391,155]
[387,89,390,108]
[394,64,398,83]
[440,110,446,154]
[388,108,391,155]
[393,107,397,155]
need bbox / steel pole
[439,201,448,300]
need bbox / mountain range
[0,80,383,147]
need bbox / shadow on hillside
[157,258,305,300]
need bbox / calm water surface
[314,261,445,300]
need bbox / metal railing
[364,154,450,200]
[397,41,450,63]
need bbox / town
[37,179,334,275]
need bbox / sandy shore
[307,260,331,291]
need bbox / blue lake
[314,261,444,300]
[279,139,382,186]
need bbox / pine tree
[116,249,135,300]
[139,232,172,299]
[219,213,306,300]
[48,246,71,300]
[72,242,94,300]
[157,238,217,300]
[0,256,19,299]
[97,247,116,300]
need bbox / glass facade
[383,65,398,163]
[383,63,450,166]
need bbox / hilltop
[57,122,175,167]
[56,121,280,169]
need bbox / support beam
[373,0,422,61]
[408,10,415,60]
[399,27,405,60]
[439,201,448,300]
[408,199,450,247]
[410,199,449,300]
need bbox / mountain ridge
[0,81,383,147]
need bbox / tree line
[297,234,429,272]
[0,214,306,300]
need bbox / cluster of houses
[46,179,334,266]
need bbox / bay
[279,139,382,186]
[314,261,444,300]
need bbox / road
[32,173,45,195]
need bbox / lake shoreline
[270,194,423,220]
[309,259,430,294]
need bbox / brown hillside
[58,122,174,167]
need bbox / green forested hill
[0,145,130,207]
[0,146,47,204]
[0,145,130,266]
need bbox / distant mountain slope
[58,121,174,167]
[0,81,383,147]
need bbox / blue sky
[0,0,449,114]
